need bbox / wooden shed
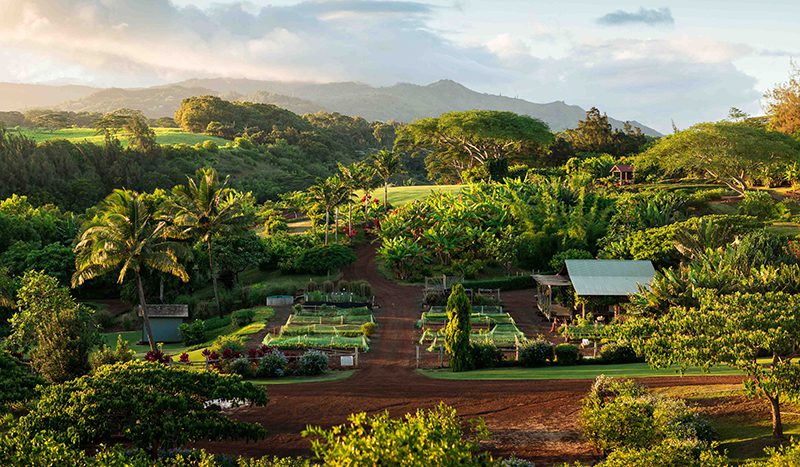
[139,304,189,344]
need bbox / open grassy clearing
[12,127,230,146]
[419,362,742,380]
[101,306,275,360]
[361,184,463,207]
[250,370,356,385]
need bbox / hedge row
[461,275,534,291]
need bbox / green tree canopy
[637,122,800,194]
[619,290,800,438]
[10,270,98,383]
[395,110,552,183]
[16,360,268,458]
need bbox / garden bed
[264,306,375,351]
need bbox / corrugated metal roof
[139,304,189,318]
[565,259,655,296]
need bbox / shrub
[462,275,534,291]
[303,404,490,466]
[602,439,728,467]
[298,350,328,376]
[256,350,288,377]
[581,377,715,453]
[93,310,116,331]
[0,351,42,412]
[232,309,256,327]
[293,244,357,274]
[470,343,503,369]
[518,340,553,367]
[554,343,581,365]
[89,334,135,370]
[600,343,642,364]
[179,319,206,345]
[360,322,377,337]
[227,357,254,378]
[738,191,778,219]
[210,335,246,353]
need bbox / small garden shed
[139,304,189,344]
[533,259,655,320]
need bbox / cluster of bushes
[177,307,270,346]
[580,376,721,465]
[202,337,330,379]
[259,234,357,274]
[517,341,641,368]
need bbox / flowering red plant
[178,352,190,364]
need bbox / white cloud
[0,0,764,131]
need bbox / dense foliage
[9,271,98,382]
[303,404,492,466]
[378,179,614,277]
[15,361,268,456]
[581,377,715,454]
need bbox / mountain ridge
[0,79,661,136]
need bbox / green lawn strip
[250,370,355,385]
[14,127,230,146]
[418,363,742,380]
[712,414,800,462]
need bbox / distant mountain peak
[0,79,661,136]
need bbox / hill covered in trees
[0,79,660,135]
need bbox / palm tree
[170,168,255,316]
[337,163,358,232]
[371,149,403,208]
[72,189,188,351]
[350,160,378,218]
[308,175,348,245]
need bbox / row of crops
[417,307,528,351]
[264,306,374,351]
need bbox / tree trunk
[137,272,157,352]
[335,207,340,242]
[207,240,222,317]
[348,202,352,232]
[324,209,330,245]
[384,181,389,208]
[769,394,784,438]
[159,277,164,303]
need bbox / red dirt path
[203,243,741,465]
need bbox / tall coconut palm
[308,175,349,245]
[337,163,358,232]
[371,149,403,208]
[72,189,188,351]
[170,168,255,316]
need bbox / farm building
[533,259,655,320]
[610,164,635,185]
[139,304,189,344]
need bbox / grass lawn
[13,127,230,147]
[713,413,800,461]
[367,184,463,207]
[250,370,355,385]
[768,222,800,236]
[418,363,742,380]
[101,306,276,360]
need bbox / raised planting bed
[264,306,375,352]
[418,310,527,350]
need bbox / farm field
[11,127,230,146]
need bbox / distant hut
[139,304,189,344]
[610,164,635,185]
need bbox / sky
[0,0,796,132]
